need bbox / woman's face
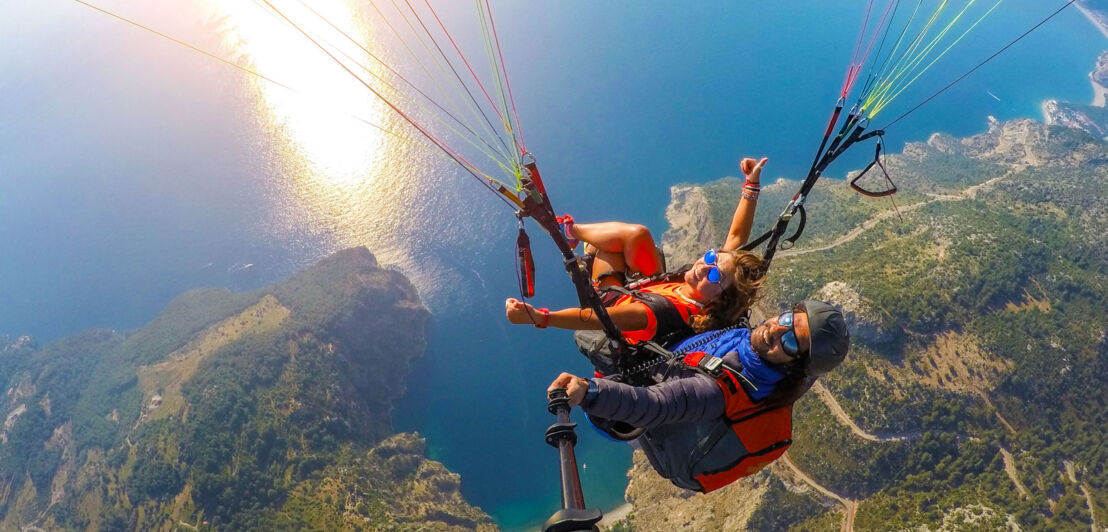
[683,251,736,301]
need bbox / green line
[859,0,924,105]
[476,0,522,174]
[267,1,518,181]
[871,0,1005,117]
[864,0,952,111]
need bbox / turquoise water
[1,1,1104,530]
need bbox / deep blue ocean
[1,1,1103,530]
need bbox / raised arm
[721,157,768,252]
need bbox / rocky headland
[0,248,496,531]
[612,61,1108,530]
[1043,51,1108,139]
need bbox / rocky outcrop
[0,335,35,352]
[1042,51,1108,139]
[815,281,898,346]
[279,433,498,532]
[1043,99,1107,138]
[612,450,772,532]
[0,247,495,531]
[662,185,719,267]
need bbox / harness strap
[849,135,898,197]
[598,285,696,347]
[680,352,757,396]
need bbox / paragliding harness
[571,276,695,376]
[514,155,731,441]
[666,351,793,492]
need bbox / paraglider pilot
[548,300,850,492]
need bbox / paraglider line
[483,0,527,152]
[419,0,516,146]
[70,0,431,148]
[291,0,511,166]
[883,0,1076,129]
[258,0,522,210]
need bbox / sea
[1,1,1104,530]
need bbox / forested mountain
[0,248,495,531]
[628,117,1108,531]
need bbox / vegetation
[0,248,494,531]
[661,120,1108,531]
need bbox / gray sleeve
[581,375,725,430]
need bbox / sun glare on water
[208,0,387,180]
[203,0,447,273]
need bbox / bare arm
[505,298,649,331]
[721,157,768,252]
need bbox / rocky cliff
[0,248,496,531]
[610,92,1108,531]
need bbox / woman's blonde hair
[689,250,765,333]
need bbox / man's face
[750,310,811,365]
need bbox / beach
[1093,79,1108,107]
[598,503,633,529]
[1076,2,1108,41]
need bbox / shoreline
[1074,2,1108,107]
[1094,79,1108,107]
[598,503,632,529]
[1076,3,1108,41]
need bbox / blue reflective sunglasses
[703,248,722,284]
[776,312,801,358]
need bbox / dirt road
[778,169,1017,259]
[781,454,857,532]
[812,382,914,442]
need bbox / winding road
[775,166,1106,531]
[777,169,1017,260]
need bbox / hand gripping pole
[542,388,602,532]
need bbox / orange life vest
[676,351,793,492]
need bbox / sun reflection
[205,0,432,269]
[200,0,507,302]
[207,0,387,182]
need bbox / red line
[418,0,509,131]
[854,0,897,88]
[259,0,488,181]
[482,0,525,152]
[841,0,877,97]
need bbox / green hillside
[0,248,496,531]
[766,121,1107,531]
[621,119,1108,531]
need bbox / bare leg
[570,222,663,282]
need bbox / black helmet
[800,300,850,377]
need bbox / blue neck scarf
[735,337,785,400]
[672,327,784,400]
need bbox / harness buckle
[700,356,724,376]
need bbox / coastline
[1094,79,1108,107]
[1076,2,1108,41]
[1078,1,1108,107]
[598,503,632,529]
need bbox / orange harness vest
[680,351,793,492]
